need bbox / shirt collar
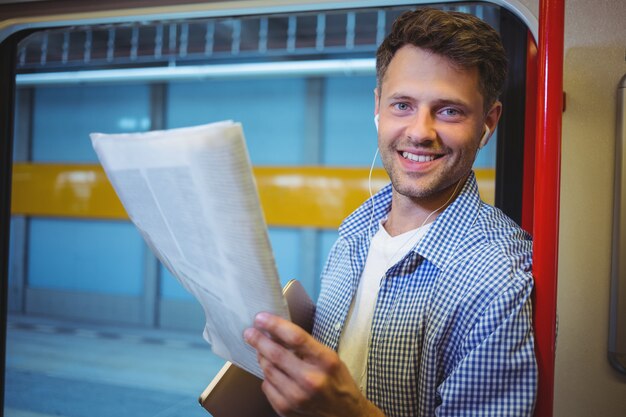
[338,183,393,239]
[338,172,482,270]
[415,172,481,270]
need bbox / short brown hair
[376,8,508,111]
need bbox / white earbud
[479,125,491,149]
[374,114,379,132]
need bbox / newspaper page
[90,121,289,379]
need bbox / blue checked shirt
[312,172,537,417]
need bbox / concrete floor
[3,314,227,417]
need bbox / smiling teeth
[402,152,436,162]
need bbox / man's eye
[394,103,410,111]
[441,108,462,117]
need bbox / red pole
[533,0,564,416]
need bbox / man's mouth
[401,151,441,163]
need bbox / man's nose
[405,111,437,144]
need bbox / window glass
[322,75,380,166]
[28,218,144,295]
[32,84,151,162]
[167,78,307,165]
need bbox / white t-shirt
[337,221,431,392]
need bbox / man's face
[375,45,501,207]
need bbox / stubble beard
[380,147,473,204]
[388,165,457,201]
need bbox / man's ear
[485,100,503,137]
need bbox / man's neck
[384,196,437,237]
[383,180,464,237]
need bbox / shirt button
[334,322,341,331]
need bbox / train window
[2,2,533,417]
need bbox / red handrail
[533,0,564,416]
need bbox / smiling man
[244,8,537,417]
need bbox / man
[244,8,537,417]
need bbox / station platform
[3,314,226,417]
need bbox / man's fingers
[261,374,306,417]
[244,313,343,392]
[244,326,308,378]
[258,355,309,408]
[259,354,331,416]
[251,312,322,361]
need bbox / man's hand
[243,312,384,417]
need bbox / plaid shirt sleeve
[436,276,537,416]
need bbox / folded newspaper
[90,121,289,379]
